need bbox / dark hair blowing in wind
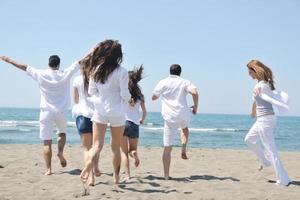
[79,39,123,93]
[129,65,144,104]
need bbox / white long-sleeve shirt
[26,61,80,112]
[89,66,131,117]
[72,75,94,118]
[152,75,197,123]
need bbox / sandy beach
[0,144,299,200]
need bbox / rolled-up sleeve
[65,61,80,77]
[185,80,197,93]
[26,66,40,81]
[152,81,164,97]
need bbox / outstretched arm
[0,56,28,71]
[189,88,199,114]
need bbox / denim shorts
[76,115,93,135]
[124,120,139,138]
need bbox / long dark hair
[129,65,144,104]
[87,40,123,84]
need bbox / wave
[141,126,246,133]
[0,120,76,128]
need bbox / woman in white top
[245,60,290,186]
[80,40,131,184]
[73,68,101,186]
[121,66,147,180]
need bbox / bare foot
[131,150,140,167]
[87,174,95,186]
[258,165,263,171]
[94,168,101,177]
[181,152,188,160]
[164,176,172,180]
[80,160,93,183]
[113,173,120,184]
[44,168,52,175]
[57,153,67,167]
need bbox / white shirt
[88,66,131,117]
[72,75,94,118]
[26,61,80,112]
[152,75,197,123]
[125,101,141,125]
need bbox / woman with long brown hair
[120,65,147,180]
[80,40,131,184]
[244,60,290,186]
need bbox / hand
[129,98,135,106]
[139,119,144,124]
[0,56,9,62]
[253,87,261,97]
[191,105,198,115]
[250,112,256,118]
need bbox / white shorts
[91,112,125,127]
[163,120,189,146]
[39,109,67,140]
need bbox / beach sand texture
[0,144,300,200]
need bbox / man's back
[153,75,196,123]
[26,61,79,111]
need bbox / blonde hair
[247,60,275,90]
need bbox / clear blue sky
[1,0,300,116]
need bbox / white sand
[0,144,300,200]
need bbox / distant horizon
[0,106,299,117]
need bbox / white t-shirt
[88,66,131,117]
[125,100,141,125]
[152,75,197,123]
[26,61,80,112]
[72,75,94,118]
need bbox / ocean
[0,107,299,151]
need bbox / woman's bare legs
[129,138,140,167]
[110,126,124,184]
[120,136,130,180]
[80,123,106,182]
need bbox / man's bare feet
[181,152,188,160]
[44,168,52,175]
[130,150,140,167]
[57,153,67,167]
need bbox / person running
[152,64,199,180]
[72,66,101,185]
[80,40,131,184]
[244,59,290,186]
[0,54,87,175]
[120,65,147,180]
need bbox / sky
[0,0,300,116]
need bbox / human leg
[110,125,125,184]
[163,121,177,180]
[259,116,290,186]
[244,120,271,167]
[57,133,67,167]
[120,135,130,180]
[80,122,106,182]
[43,140,52,175]
[180,127,189,159]
[129,138,140,167]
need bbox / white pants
[244,115,290,186]
[163,120,189,146]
